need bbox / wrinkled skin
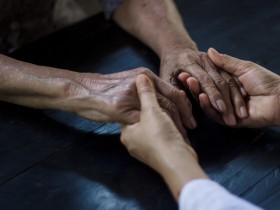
[114,0,247,126]
[0,55,195,136]
[161,47,248,126]
[65,67,196,137]
[195,48,280,128]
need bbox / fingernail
[189,116,197,129]
[240,87,247,96]
[210,48,219,55]
[240,106,248,117]
[227,114,236,126]
[216,99,226,112]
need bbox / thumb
[207,48,247,77]
[136,74,160,110]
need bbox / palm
[233,63,280,127]
[237,64,279,95]
[242,95,278,127]
[205,48,280,127]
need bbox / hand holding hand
[121,74,207,200]
[0,55,195,135]
[161,47,247,126]
[62,68,196,137]
[199,48,280,127]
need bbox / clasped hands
[120,48,280,200]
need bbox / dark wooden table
[1,0,280,209]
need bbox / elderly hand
[161,47,248,126]
[62,67,196,136]
[196,48,280,127]
[121,74,207,200]
[0,55,195,136]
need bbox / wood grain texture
[0,0,280,209]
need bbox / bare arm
[0,54,82,110]
[113,0,197,58]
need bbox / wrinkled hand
[198,48,280,127]
[160,47,248,126]
[121,74,197,173]
[64,68,196,136]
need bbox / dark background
[0,0,280,209]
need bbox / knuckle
[216,79,228,89]
[170,86,180,99]
[178,52,192,62]
[196,74,212,86]
[234,97,244,106]
[110,95,127,111]
[226,77,236,86]
[166,101,177,115]
[136,67,151,75]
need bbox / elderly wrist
[54,72,104,112]
[160,42,198,60]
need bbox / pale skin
[121,74,208,201]
[121,54,280,201]
[0,54,196,138]
[114,0,248,126]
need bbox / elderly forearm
[114,0,197,58]
[0,54,102,112]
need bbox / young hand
[195,48,280,127]
[121,74,207,200]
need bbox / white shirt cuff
[179,179,263,210]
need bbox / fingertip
[188,116,197,129]
[187,77,201,95]
[178,72,191,79]
[240,87,247,97]
[208,47,219,54]
[179,89,186,97]
[136,74,151,89]
[136,74,159,109]
[199,93,208,103]
[208,47,220,59]
[239,106,248,118]
[224,113,236,126]
[216,99,227,112]
[207,48,222,67]
[178,72,191,87]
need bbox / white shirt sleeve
[179,179,263,210]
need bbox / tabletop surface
[1,0,280,209]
